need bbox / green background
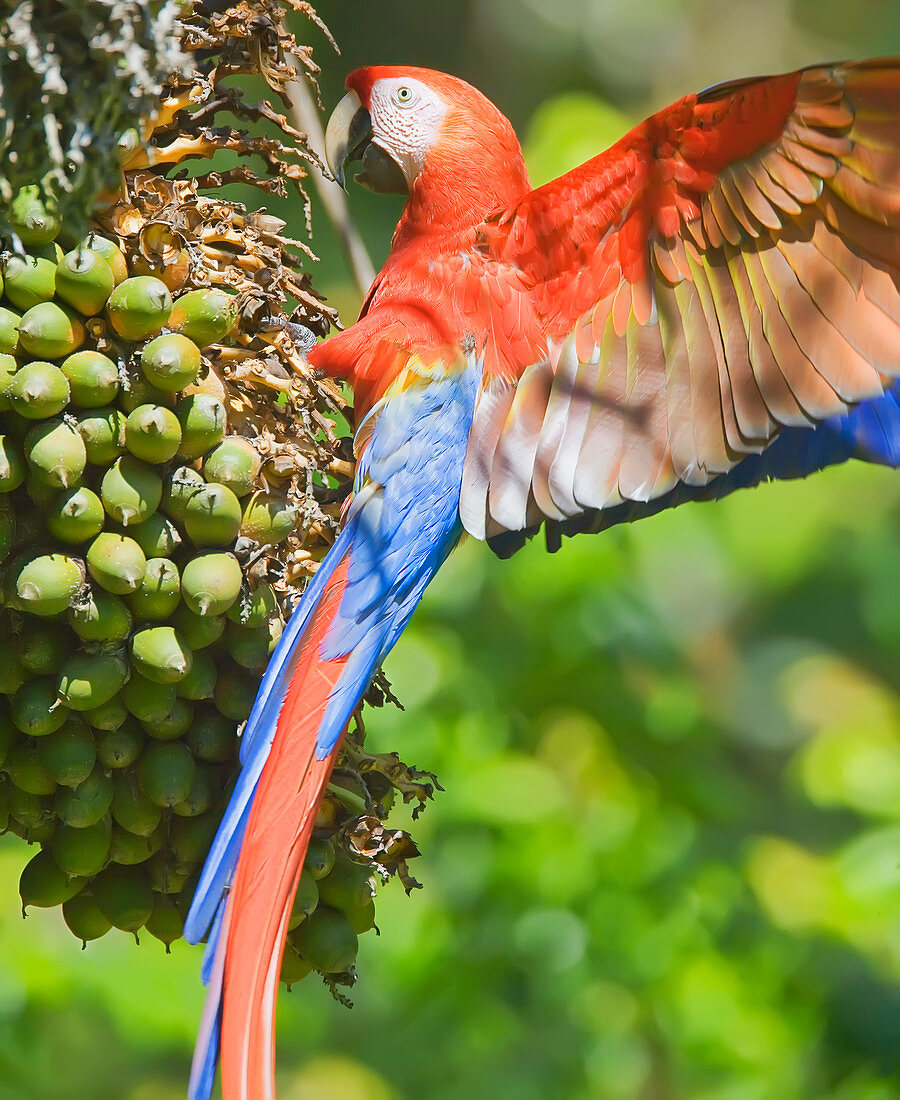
[3,1,900,1097]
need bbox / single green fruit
[0,307,20,354]
[100,456,162,527]
[181,552,242,616]
[92,864,154,932]
[37,720,96,787]
[160,465,204,522]
[68,588,133,643]
[12,677,69,736]
[54,247,115,315]
[240,492,298,546]
[146,850,190,895]
[8,786,51,831]
[60,350,120,407]
[108,821,165,866]
[63,891,113,942]
[202,437,261,497]
[105,276,172,341]
[84,234,128,285]
[18,622,68,675]
[57,650,130,711]
[0,435,26,491]
[227,582,278,628]
[3,255,57,310]
[168,288,236,346]
[20,850,85,909]
[84,696,129,732]
[0,658,27,695]
[111,770,162,836]
[184,482,242,546]
[226,622,270,671]
[121,673,176,723]
[127,557,181,621]
[47,486,104,543]
[175,650,217,701]
[145,893,184,948]
[24,419,87,489]
[213,667,257,722]
[124,404,182,463]
[15,553,82,616]
[51,819,111,878]
[170,604,224,649]
[347,898,377,935]
[280,942,313,987]
[86,532,146,594]
[128,513,182,559]
[316,853,374,913]
[5,743,58,793]
[7,361,70,419]
[17,301,84,358]
[304,838,336,881]
[171,760,216,817]
[96,722,144,770]
[288,869,319,930]
[142,697,193,742]
[140,332,202,391]
[74,407,126,464]
[138,741,196,808]
[175,393,227,460]
[10,185,60,246]
[169,812,218,868]
[130,626,193,684]
[294,906,358,974]
[185,711,234,763]
[55,767,114,828]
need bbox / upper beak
[324,90,373,189]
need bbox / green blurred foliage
[3,1,900,1098]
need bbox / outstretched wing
[460,59,900,544]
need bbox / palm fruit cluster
[1,0,437,995]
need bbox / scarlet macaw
[184,60,900,1099]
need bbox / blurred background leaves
[3,0,900,1097]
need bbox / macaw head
[324,65,528,201]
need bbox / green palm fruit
[37,720,96,787]
[128,513,182,558]
[168,288,237,346]
[226,622,270,671]
[18,622,68,675]
[100,455,162,526]
[96,722,144,770]
[0,352,17,408]
[294,906,358,974]
[124,404,182,463]
[86,533,146,594]
[24,419,87,488]
[170,604,225,649]
[240,492,298,546]
[227,581,278,628]
[121,673,176,724]
[0,435,26,491]
[55,768,114,828]
[84,234,128,285]
[51,819,112,878]
[288,869,319,930]
[24,471,56,506]
[111,770,162,836]
[54,247,115,315]
[47,486,105,543]
[147,850,190,895]
[184,482,242,546]
[0,659,27,697]
[108,822,165,866]
[105,276,173,341]
[92,865,154,933]
[12,677,69,736]
[9,786,51,830]
[118,369,177,414]
[130,626,193,684]
[304,838,336,881]
[171,760,216,816]
[17,301,85,359]
[7,361,70,419]
[84,696,129,731]
[169,811,218,868]
[20,850,85,909]
[127,557,181,621]
[279,942,313,987]
[0,307,20,353]
[68,588,133,643]
[3,255,57,310]
[202,437,261,497]
[145,894,184,949]
[160,465,204,522]
[176,393,226,459]
[5,742,58,794]
[74,407,126,464]
[14,553,83,615]
[63,891,112,943]
[143,698,194,742]
[316,853,374,913]
[57,650,129,711]
[60,350,120,407]
[10,185,61,246]
[213,665,257,721]
[175,650,217,701]
[140,332,202,391]
[181,552,242,616]
[138,741,196,808]
[0,708,16,767]
[347,899,377,935]
[185,711,234,763]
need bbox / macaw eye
[395,86,413,104]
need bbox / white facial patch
[367,77,451,187]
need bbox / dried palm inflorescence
[0,0,436,994]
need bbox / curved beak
[324,90,373,189]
